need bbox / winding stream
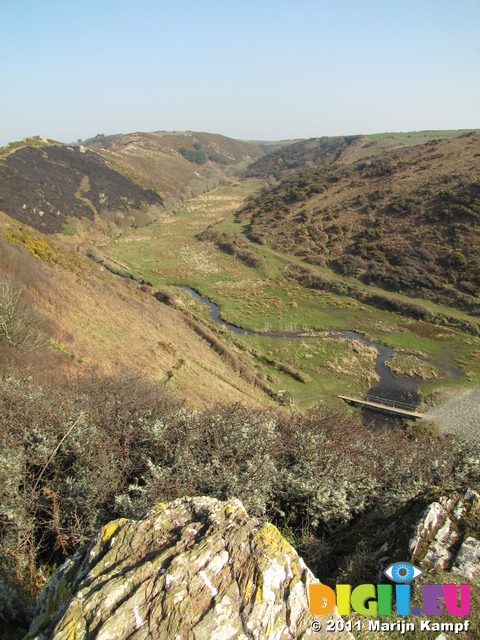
[179,286,426,423]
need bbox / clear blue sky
[1,0,479,146]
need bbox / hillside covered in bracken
[239,132,480,312]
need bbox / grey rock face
[26,496,350,640]
[409,490,480,579]
[453,537,480,584]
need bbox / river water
[179,286,427,426]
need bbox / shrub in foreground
[0,369,478,634]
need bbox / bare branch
[0,274,47,352]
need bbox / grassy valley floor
[96,179,480,412]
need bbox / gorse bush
[1,369,479,633]
[238,139,480,311]
[196,227,264,268]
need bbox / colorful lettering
[309,584,336,616]
[309,581,470,619]
[422,584,444,616]
[443,584,470,616]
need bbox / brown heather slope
[0,211,272,407]
[83,131,264,202]
[245,135,360,179]
[239,132,480,313]
[244,129,478,179]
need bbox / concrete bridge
[338,394,425,419]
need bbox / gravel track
[427,387,480,441]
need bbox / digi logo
[309,561,470,618]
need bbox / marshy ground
[97,179,480,414]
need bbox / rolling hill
[239,131,480,313]
[0,138,163,236]
[0,131,264,239]
[82,130,264,206]
[244,129,478,179]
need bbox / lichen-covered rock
[409,502,447,557]
[453,537,480,584]
[409,490,480,578]
[27,497,351,639]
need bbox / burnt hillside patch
[0,145,163,233]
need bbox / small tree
[0,275,46,352]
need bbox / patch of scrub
[386,353,440,379]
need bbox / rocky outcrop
[408,489,480,581]
[453,537,480,583]
[27,497,350,640]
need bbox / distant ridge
[82,130,264,199]
[245,129,479,179]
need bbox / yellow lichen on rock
[45,577,71,620]
[254,571,263,603]
[27,497,342,639]
[66,619,77,640]
[244,578,254,600]
[153,502,169,512]
[253,522,294,560]
[223,503,245,519]
[101,518,127,543]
